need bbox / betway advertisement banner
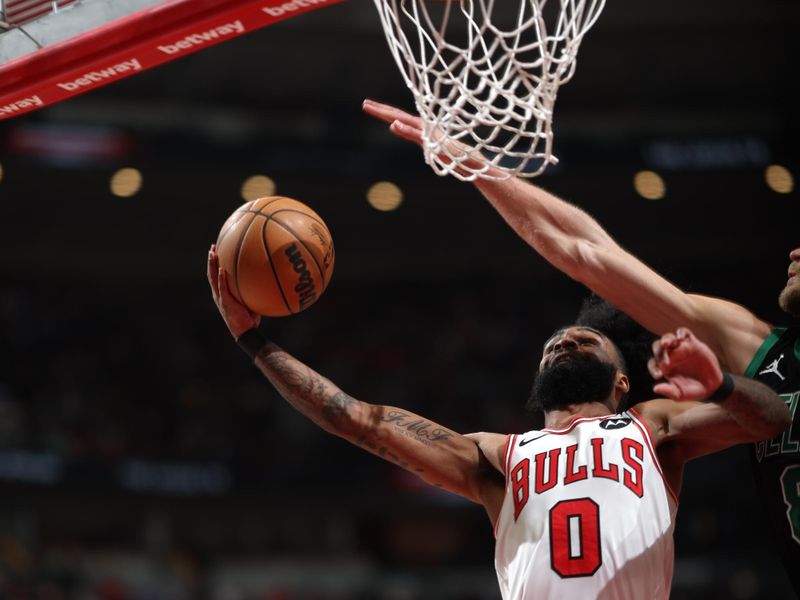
[0,0,343,120]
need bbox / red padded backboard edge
[0,0,343,120]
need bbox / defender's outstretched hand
[362,99,425,146]
[648,328,724,401]
[207,245,260,338]
[362,99,502,178]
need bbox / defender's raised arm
[362,99,773,374]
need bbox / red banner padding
[0,0,343,121]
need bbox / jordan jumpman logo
[759,354,786,381]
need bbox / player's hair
[574,295,657,410]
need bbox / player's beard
[527,358,618,414]
[779,281,800,318]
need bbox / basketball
[215,196,335,317]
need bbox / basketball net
[373,0,605,180]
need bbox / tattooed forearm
[256,343,363,436]
[251,342,467,495]
[380,410,454,446]
[322,392,359,430]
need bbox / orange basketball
[215,196,335,317]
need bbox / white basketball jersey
[494,409,678,600]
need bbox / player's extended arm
[207,246,503,506]
[362,99,771,372]
[639,328,790,463]
[252,340,500,503]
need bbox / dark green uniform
[746,326,800,595]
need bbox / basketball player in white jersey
[207,247,789,600]
[362,99,800,595]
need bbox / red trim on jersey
[500,434,511,477]
[504,434,517,479]
[629,408,680,505]
[541,414,583,433]
[541,413,624,436]
[494,433,517,539]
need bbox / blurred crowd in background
[1,0,798,594]
[0,274,794,599]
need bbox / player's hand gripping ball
[215,196,335,316]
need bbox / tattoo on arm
[257,344,361,434]
[322,392,359,430]
[381,410,454,445]
[254,343,466,486]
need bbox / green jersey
[746,326,800,594]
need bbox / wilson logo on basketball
[285,243,317,309]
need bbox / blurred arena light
[240,175,276,200]
[110,167,142,197]
[633,170,666,200]
[0,161,4,183]
[765,165,794,194]
[643,138,771,171]
[729,569,759,600]
[367,181,403,211]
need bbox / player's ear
[615,372,630,396]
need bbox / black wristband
[706,372,735,402]
[236,328,267,361]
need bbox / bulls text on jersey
[509,435,645,521]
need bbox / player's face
[527,327,625,413]
[778,247,800,318]
[539,327,621,372]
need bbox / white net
[373,0,606,180]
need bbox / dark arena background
[0,0,798,598]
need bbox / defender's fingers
[362,98,403,114]
[363,99,422,128]
[650,338,660,355]
[651,338,666,363]
[362,99,405,123]
[647,357,664,380]
[653,381,682,400]
[389,120,424,145]
[660,332,678,348]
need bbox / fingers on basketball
[217,265,231,300]
[207,247,221,299]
